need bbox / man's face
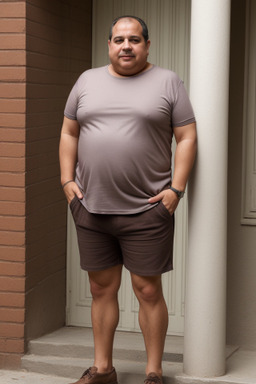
[108,18,150,76]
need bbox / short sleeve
[64,81,79,120]
[171,81,196,128]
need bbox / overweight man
[59,15,197,384]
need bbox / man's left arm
[148,122,197,214]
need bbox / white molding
[241,0,256,225]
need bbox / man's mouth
[119,54,135,58]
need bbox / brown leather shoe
[144,372,163,384]
[70,366,118,384]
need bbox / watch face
[170,186,184,198]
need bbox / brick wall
[0,0,26,368]
[0,0,92,369]
[25,0,92,343]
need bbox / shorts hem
[80,261,123,272]
[124,264,173,276]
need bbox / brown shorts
[69,196,174,276]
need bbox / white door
[66,0,191,336]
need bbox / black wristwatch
[170,186,185,199]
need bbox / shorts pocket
[158,201,173,218]
[69,195,78,210]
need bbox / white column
[184,0,231,377]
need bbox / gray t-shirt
[64,65,195,214]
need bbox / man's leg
[131,273,168,377]
[88,264,123,372]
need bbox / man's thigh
[69,196,123,271]
[117,202,174,276]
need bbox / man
[59,15,197,384]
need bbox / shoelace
[81,368,95,380]
[144,376,162,384]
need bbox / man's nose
[122,39,132,50]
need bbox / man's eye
[115,39,123,44]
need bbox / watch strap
[170,186,185,199]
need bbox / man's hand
[148,189,180,215]
[148,121,197,216]
[63,181,83,204]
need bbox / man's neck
[108,62,153,78]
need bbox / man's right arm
[59,116,83,203]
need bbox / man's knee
[89,266,122,300]
[132,275,163,304]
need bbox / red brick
[0,261,25,276]
[0,216,25,231]
[0,143,25,157]
[0,83,25,98]
[0,50,26,66]
[0,19,25,33]
[0,3,26,18]
[0,276,25,292]
[0,308,25,323]
[0,323,24,338]
[0,231,25,247]
[0,338,24,354]
[0,114,25,128]
[0,127,26,141]
[0,292,25,307]
[0,158,25,172]
[5,339,24,354]
[0,173,25,188]
[0,100,26,114]
[0,353,22,369]
[0,34,25,49]
[0,187,25,202]
[0,246,25,262]
[0,201,25,216]
[0,67,26,81]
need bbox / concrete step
[25,326,184,363]
[21,354,182,383]
[21,326,183,383]
[21,327,246,384]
